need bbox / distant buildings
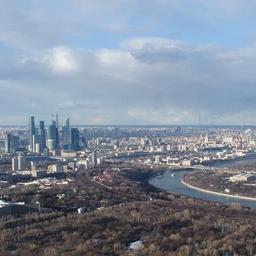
[90,151,97,167]
[2,116,67,155]
[18,155,25,170]
[12,157,18,171]
[38,121,46,150]
[229,173,254,182]
[29,116,48,153]
[12,155,25,171]
[62,118,71,149]
[29,116,36,152]
[182,160,191,167]
[48,122,58,151]
[5,134,20,154]
[48,163,62,173]
[28,115,81,153]
[71,128,80,151]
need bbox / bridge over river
[190,164,219,171]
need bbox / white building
[154,155,160,164]
[229,173,254,182]
[182,160,191,167]
[12,157,19,171]
[18,155,25,170]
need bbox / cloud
[1,36,256,125]
[0,1,256,124]
[49,47,79,73]
[1,1,256,50]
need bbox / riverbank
[181,177,256,202]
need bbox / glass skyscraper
[29,116,35,151]
[62,118,71,149]
[71,128,80,151]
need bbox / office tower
[81,136,87,148]
[71,128,80,151]
[66,117,70,127]
[32,134,38,153]
[62,118,71,149]
[35,143,41,153]
[47,139,55,151]
[48,122,57,150]
[5,134,20,154]
[18,155,25,170]
[12,157,19,171]
[5,134,11,153]
[38,121,46,150]
[29,116,36,151]
[51,119,59,149]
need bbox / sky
[1,0,256,125]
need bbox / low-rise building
[229,173,254,182]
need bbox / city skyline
[1,1,256,125]
[3,2,256,255]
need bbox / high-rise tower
[38,120,46,150]
[48,121,57,150]
[29,116,36,151]
[62,118,71,149]
[71,128,80,151]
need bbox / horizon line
[1,124,256,127]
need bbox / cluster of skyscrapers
[5,115,81,155]
[29,115,80,153]
[29,116,47,153]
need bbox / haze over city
[1,1,256,125]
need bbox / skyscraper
[62,118,71,149]
[12,157,19,171]
[71,128,80,151]
[48,122,57,150]
[65,117,70,127]
[18,155,25,170]
[29,116,36,151]
[38,120,46,150]
[5,133,11,153]
[5,134,20,154]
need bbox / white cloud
[1,36,256,124]
[121,37,183,50]
[0,1,254,124]
[1,0,256,126]
[49,47,79,73]
[96,49,135,66]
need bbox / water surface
[149,155,256,208]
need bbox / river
[149,154,256,208]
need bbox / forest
[0,167,256,255]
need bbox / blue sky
[1,0,256,125]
